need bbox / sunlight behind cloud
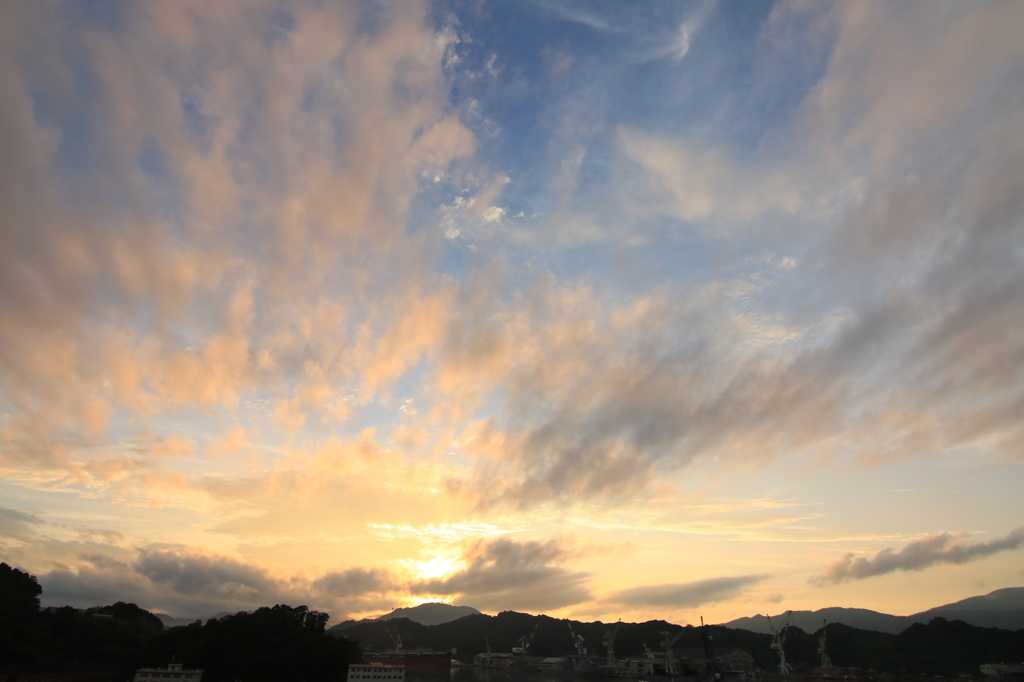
[404,554,465,582]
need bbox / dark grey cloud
[41,565,156,611]
[313,567,396,597]
[605,575,768,609]
[71,527,125,543]
[0,507,44,540]
[79,552,130,570]
[410,537,592,612]
[812,527,1024,585]
[40,546,300,618]
[135,547,286,600]
[36,544,407,621]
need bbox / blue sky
[0,0,1022,624]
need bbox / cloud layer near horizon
[17,529,591,619]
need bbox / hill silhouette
[722,587,1024,634]
[378,602,481,625]
[329,602,481,632]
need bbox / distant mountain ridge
[156,610,244,628]
[328,602,481,632]
[914,586,1024,630]
[378,602,481,625]
[721,587,1024,634]
[161,588,1023,635]
[155,612,201,628]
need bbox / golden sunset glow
[0,0,1022,627]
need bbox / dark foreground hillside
[0,563,361,682]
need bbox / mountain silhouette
[721,587,1024,634]
[328,602,482,632]
[377,602,481,626]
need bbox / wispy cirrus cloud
[2,0,1023,625]
[812,527,1024,585]
[0,0,475,483]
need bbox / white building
[347,664,405,682]
[134,663,203,682]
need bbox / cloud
[33,536,588,620]
[135,547,284,600]
[438,0,1024,511]
[409,536,592,612]
[533,0,715,64]
[533,1,612,32]
[619,130,811,225]
[41,566,161,612]
[0,0,1019,527]
[72,527,125,544]
[645,0,716,63]
[0,0,475,482]
[35,542,408,621]
[444,284,854,509]
[812,527,1024,585]
[0,507,45,541]
[1,0,1023,624]
[313,567,397,598]
[605,575,768,609]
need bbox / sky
[1,0,1023,628]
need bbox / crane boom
[568,622,586,656]
[818,620,833,669]
[661,629,684,674]
[767,611,793,675]
[605,620,621,668]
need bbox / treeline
[0,563,361,682]
[762,620,1024,675]
[333,610,1024,677]
[333,612,776,668]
